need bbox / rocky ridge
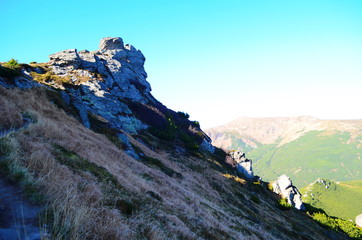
[0,37,214,157]
[45,37,154,132]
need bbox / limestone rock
[99,37,124,51]
[0,37,213,156]
[44,37,154,134]
[356,214,362,227]
[229,151,254,179]
[49,49,81,69]
[200,138,215,153]
[272,174,305,210]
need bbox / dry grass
[222,173,247,185]
[0,86,348,240]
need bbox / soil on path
[0,176,41,240]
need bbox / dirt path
[0,176,41,240]
[338,183,362,190]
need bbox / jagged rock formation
[0,37,214,155]
[356,214,362,228]
[272,174,305,210]
[226,151,254,179]
[47,37,153,131]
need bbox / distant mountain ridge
[207,116,362,148]
[206,116,362,187]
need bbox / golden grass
[0,86,345,240]
[222,173,247,185]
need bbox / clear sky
[1,0,362,128]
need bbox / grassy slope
[301,179,362,221]
[247,130,361,188]
[0,86,353,240]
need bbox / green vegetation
[179,132,199,151]
[301,179,362,221]
[149,117,177,141]
[193,121,200,127]
[0,137,44,203]
[149,114,202,153]
[311,212,362,239]
[31,71,72,86]
[4,58,20,69]
[53,144,120,187]
[278,198,292,210]
[0,59,21,78]
[177,111,190,119]
[248,130,362,188]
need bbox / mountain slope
[0,81,352,240]
[0,38,355,239]
[206,117,362,188]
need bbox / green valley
[206,116,362,188]
[250,130,361,188]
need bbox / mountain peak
[0,37,215,156]
[99,37,125,51]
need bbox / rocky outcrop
[22,37,153,133]
[227,151,254,179]
[200,136,215,153]
[356,214,362,228]
[272,174,305,210]
[0,37,214,154]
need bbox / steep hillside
[0,81,352,240]
[206,117,362,187]
[0,38,356,239]
[301,179,362,221]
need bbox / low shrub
[193,121,200,127]
[251,195,260,204]
[0,63,20,79]
[179,132,199,151]
[278,198,292,210]
[177,111,190,119]
[312,212,362,238]
[149,117,177,141]
[4,58,20,70]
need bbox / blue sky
[1,0,362,128]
